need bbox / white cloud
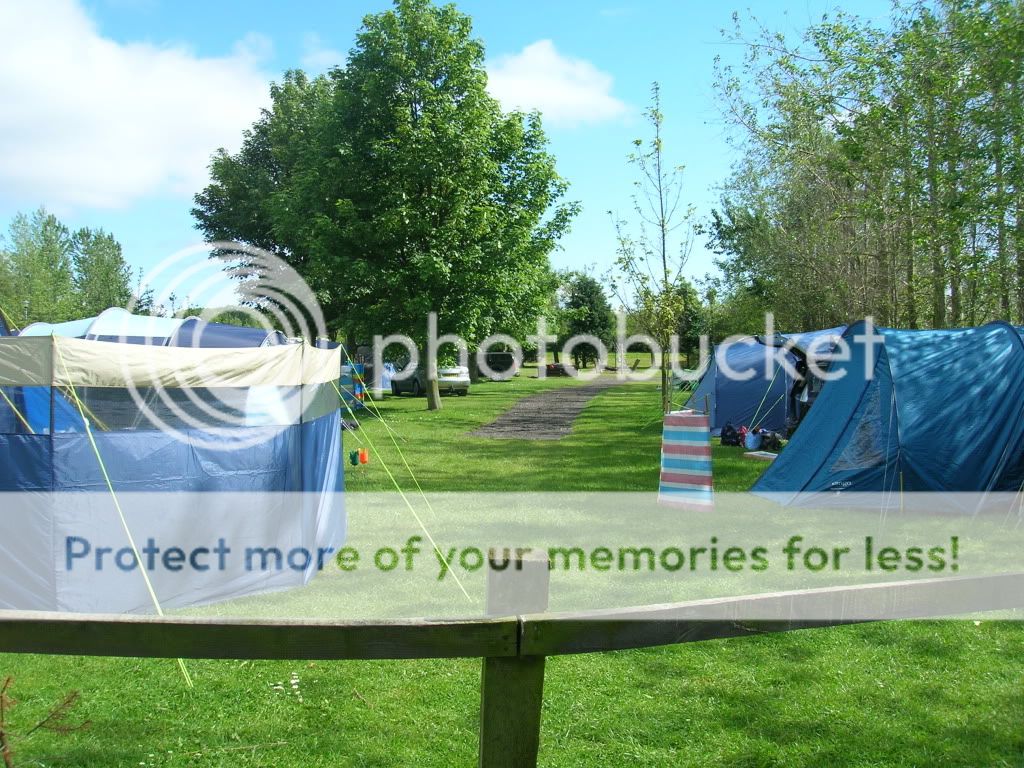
[301,33,346,73]
[0,0,272,210]
[487,40,627,127]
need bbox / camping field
[1,372,1022,767]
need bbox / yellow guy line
[331,384,363,445]
[330,378,474,605]
[750,392,786,431]
[337,374,407,443]
[0,388,33,434]
[56,386,110,432]
[749,364,782,429]
[336,346,442,502]
[334,347,474,604]
[0,302,20,333]
[52,337,194,688]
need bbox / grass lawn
[1,369,1021,767]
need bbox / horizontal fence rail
[521,572,1024,656]
[0,612,520,660]
[0,568,1021,768]
[0,573,1019,661]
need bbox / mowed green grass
[1,370,1022,767]
[343,363,716,493]
[344,369,673,492]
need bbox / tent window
[830,385,886,471]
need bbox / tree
[0,208,76,326]
[674,279,702,364]
[710,1,1024,331]
[0,249,13,332]
[71,228,133,316]
[193,0,577,410]
[560,272,613,369]
[130,277,156,316]
[0,211,135,328]
[610,83,696,413]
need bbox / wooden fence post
[478,551,550,768]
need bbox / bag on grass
[761,431,782,452]
[720,422,741,447]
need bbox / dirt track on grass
[470,377,623,441]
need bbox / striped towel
[658,410,713,509]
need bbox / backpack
[720,422,741,447]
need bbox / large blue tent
[688,327,846,434]
[0,310,345,613]
[753,321,1024,503]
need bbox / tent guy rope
[52,335,195,689]
[330,377,474,605]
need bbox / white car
[390,362,470,397]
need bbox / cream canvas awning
[0,336,341,388]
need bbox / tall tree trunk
[949,268,961,326]
[889,217,900,327]
[903,199,918,329]
[944,147,963,327]
[426,379,442,411]
[425,352,442,411]
[899,113,918,329]
[1013,77,1024,323]
[968,222,980,326]
[1016,194,1024,323]
[995,111,1009,320]
[926,136,945,327]
[661,361,671,414]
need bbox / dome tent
[20,306,286,348]
[688,327,846,434]
[0,311,345,613]
[753,321,1024,504]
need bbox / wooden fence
[0,562,1021,767]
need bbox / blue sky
[0,0,893,308]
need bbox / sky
[0,0,894,309]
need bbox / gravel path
[470,377,624,440]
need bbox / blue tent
[170,317,285,348]
[753,321,1024,503]
[21,308,286,348]
[688,327,846,434]
[0,310,345,612]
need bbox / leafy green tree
[194,0,576,410]
[0,208,76,326]
[131,281,156,316]
[0,211,135,327]
[610,83,696,412]
[674,279,702,363]
[560,272,614,369]
[710,1,1024,330]
[71,228,133,316]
